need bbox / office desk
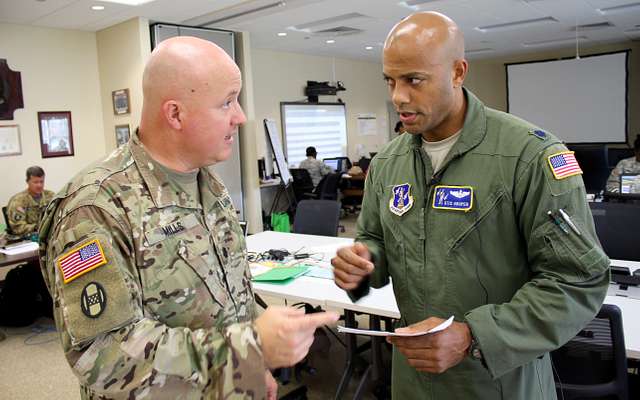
[247,231,640,399]
[0,239,39,268]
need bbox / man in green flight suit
[39,36,338,399]
[332,12,609,400]
[6,166,54,236]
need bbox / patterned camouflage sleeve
[606,161,623,192]
[7,195,37,236]
[42,205,266,399]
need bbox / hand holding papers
[337,315,454,337]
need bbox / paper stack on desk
[337,315,454,337]
[0,241,39,255]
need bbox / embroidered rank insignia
[432,185,474,212]
[529,129,547,140]
[547,151,583,180]
[389,183,414,216]
[80,282,107,318]
[57,239,108,284]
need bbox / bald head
[142,36,239,113]
[385,11,464,66]
[138,36,246,172]
[382,12,468,141]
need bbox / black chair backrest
[290,168,314,188]
[358,157,371,173]
[315,172,341,200]
[293,200,341,237]
[2,206,14,235]
[551,304,628,400]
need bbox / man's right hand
[255,306,339,369]
[331,242,374,290]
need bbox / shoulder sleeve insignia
[547,151,583,180]
[57,239,108,284]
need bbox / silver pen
[558,208,581,236]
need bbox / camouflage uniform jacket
[606,156,640,192]
[39,132,265,399]
[7,189,54,235]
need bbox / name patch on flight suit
[389,183,414,216]
[432,186,474,212]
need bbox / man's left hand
[387,317,472,374]
[265,370,278,400]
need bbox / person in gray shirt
[299,146,332,187]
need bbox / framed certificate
[0,124,21,156]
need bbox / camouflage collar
[128,132,228,209]
[410,87,487,158]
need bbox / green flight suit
[6,189,54,235]
[39,132,265,399]
[357,89,609,399]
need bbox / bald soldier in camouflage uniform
[7,166,54,236]
[39,37,337,399]
[606,136,640,192]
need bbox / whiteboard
[264,119,292,184]
[507,52,628,144]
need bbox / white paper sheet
[337,316,454,337]
[0,241,39,255]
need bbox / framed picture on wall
[0,124,22,156]
[38,111,74,158]
[115,124,130,146]
[112,88,130,115]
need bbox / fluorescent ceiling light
[522,36,587,48]
[97,0,156,5]
[466,48,494,55]
[277,32,287,36]
[598,2,640,15]
[476,17,557,33]
[365,46,373,50]
[91,5,105,10]
[326,39,335,44]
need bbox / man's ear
[162,100,183,130]
[452,59,468,88]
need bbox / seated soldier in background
[299,146,332,187]
[6,166,54,237]
[606,136,640,192]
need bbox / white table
[247,232,640,374]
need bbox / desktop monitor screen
[620,174,639,194]
[324,159,340,171]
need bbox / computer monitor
[324,158,340,171]
[620,174,639,194]
[567,144,609,193]
[589,202,640,261]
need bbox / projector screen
[507,51,628,144]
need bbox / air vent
[598,2,640,15]
[313,26,364,36]
[569,21,613,31]
[466,48,494,55]
[294,12,369,30]
[522,36,588,48]
[404,0,440,6]
[476,17,557,33]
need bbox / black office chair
[313,172,341,201]
[293,200,341,237]
[289,168,315,202]
[551,304,628,400]
[2,206,14,236]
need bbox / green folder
[252,266,309,283]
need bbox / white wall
[251,48,390,164]
[96,17,151,151]
[0,23,105,221]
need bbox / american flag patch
[57,240,108,284]
[547,151,583,180]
